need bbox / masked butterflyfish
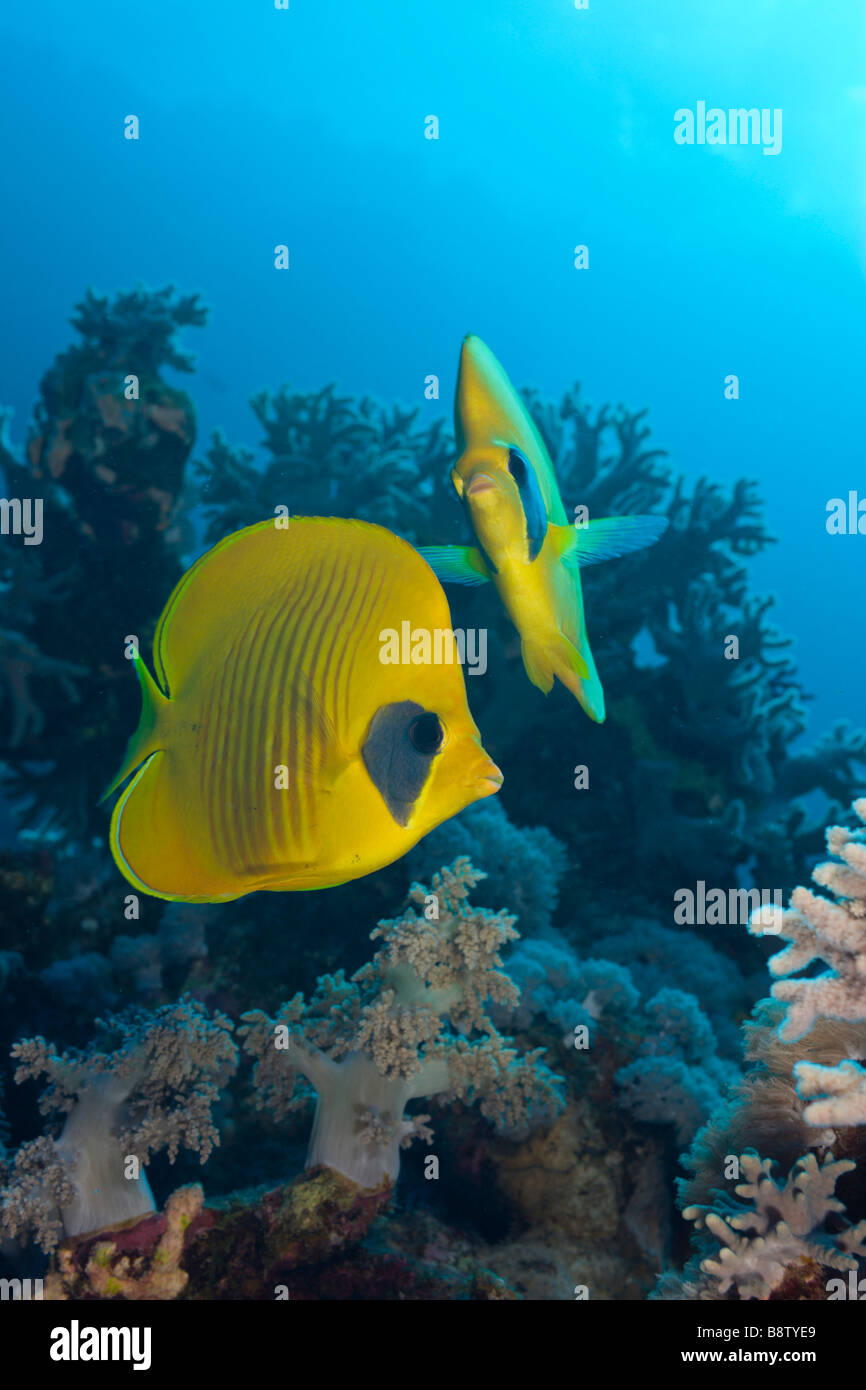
[419,335,668,722]
[102,517,503,902]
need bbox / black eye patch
[507,450,528,485]
[507,448,547,561]
[362,701,443,827]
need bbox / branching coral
[1,998,237,1248]
[794,1060,866,1127]
[0,286,205,834]
[240,859,565,1189]
[680,1151,866,1299]
[748,798,866,1046]
[197,384,457,545]
[663,798,866,1300]
[64,286,207,377]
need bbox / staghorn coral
[679,1151,866,1300]
[794,1060,866,1128]
[664,798,866,1298]
[748,797,866,1045]
[2,997,237,1248]
[197,385,457,545]
[240,859,565,1189]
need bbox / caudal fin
[521,632,605,722]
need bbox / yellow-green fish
[420,335,668,722]
[103,517,502,902]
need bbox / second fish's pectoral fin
[550,515,669,570]
[417,545,491,586]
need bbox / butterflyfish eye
[507,449,528,485]
[409,711,444,755]
[362,700,444,827]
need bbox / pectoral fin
[550,515,668,571]
[417,545,492,586]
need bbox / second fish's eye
[508,448,528,484]
[409,711,444,755]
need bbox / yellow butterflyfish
[103,517,502,902]
[420,335,667,722]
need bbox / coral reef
[409,800,568,936]
[197,386,457,545]
[664,799,866,1298]
[44,1167,516,1301]
[1,998,237,1248]
[240,859,565,1188]
[46,1183,206,1301]
[678,1152,866,1300]
[748,797,866,1044]
[1,286,864,1302]
[795,1060,866,1127]
[0,286,205,835]
[499,938,736,1148]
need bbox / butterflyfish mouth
[476,761,504,794]
[466,473,498,498]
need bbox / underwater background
[1,0,865,1302]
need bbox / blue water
[1,0,864,735]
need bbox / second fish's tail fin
[520,632,605,722]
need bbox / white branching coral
[794,1059,866,1127]
[240,858,564,1188]
[683,1151,866,1299]
[1,997,237,1248]
[664,799,866,1301]
[749,799,866,1051]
